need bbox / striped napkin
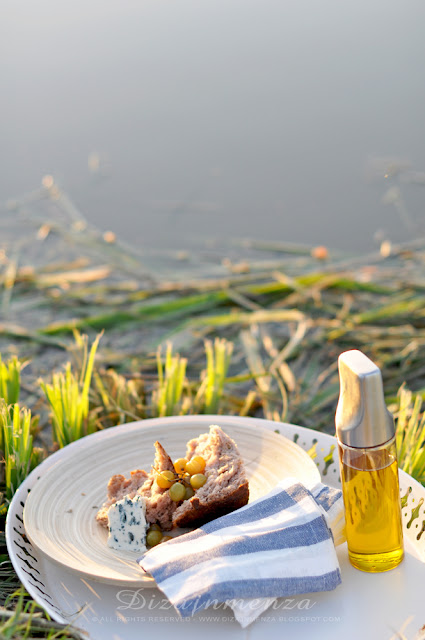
[138,477,344,628]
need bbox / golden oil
[339,439,404,572]
[335,349,404,573]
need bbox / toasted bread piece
[172,425,249,528]
[138,441,177,530]
[96,441,177,530]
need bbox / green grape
[160,535,173,543]
[147,523,161,532]
[146,530,163,547]
[190,473,207,490]
[156,470,175,489]
[173,458,187,474]
[192,455,206,473]
[184,486,195,500]
[169,482,186,502]
[186,457,205,475]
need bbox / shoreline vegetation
[1,180,425,638]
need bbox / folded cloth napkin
[138,477,345,628]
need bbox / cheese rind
[107,494,148,553]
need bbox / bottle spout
[335,349,395,448]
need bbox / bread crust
[173,480,249,528]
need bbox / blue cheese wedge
[107,494,148,553]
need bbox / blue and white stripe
[138,478,343,620]
[311,482,346,546]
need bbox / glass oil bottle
[336,349,404,572]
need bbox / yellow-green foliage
[153,343,187,417]
[0,402,45,500]
[195,338,233,414]
[0,355,24,452]
[93,368,145,426]
[0,355,23,406]
[395,386,425,485]
[39,333,101,447]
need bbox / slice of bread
[96,441,177,530]
[172,425,249,528]
[96,469,149,528]
[96,425,249,532]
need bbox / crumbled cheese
[107,494,148,553]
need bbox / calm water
[2,0,425,252]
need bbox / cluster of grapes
[156,455,207,500]
[146,455,207,547]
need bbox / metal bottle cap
[335,349,395,448]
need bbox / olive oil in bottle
[339,440,403,571]
[336,350,404,572]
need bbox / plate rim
[20,415,321,586]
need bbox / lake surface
[2,0,425,253]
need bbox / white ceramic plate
[23,417,320,586]
[8,417,425,639]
